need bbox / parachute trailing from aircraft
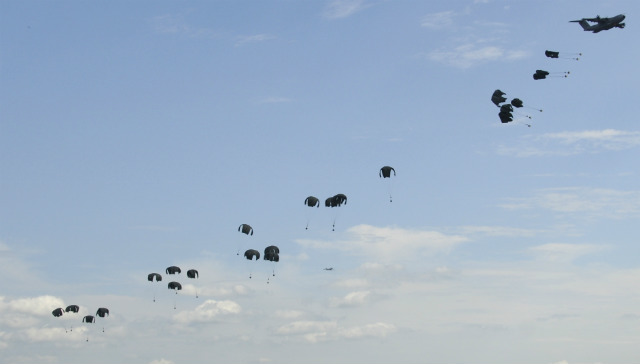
[491,89,507,107]
[545,49,581,60]
[533,69,569,80]
[166,266,181,275]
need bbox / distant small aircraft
[570,14,625,33]
[323,267,333,271]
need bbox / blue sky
[1,1,639,363]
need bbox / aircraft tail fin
[571,19,593,31]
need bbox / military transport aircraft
[570,14,625,33]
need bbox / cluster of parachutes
[243,245,280,282]
[147,266,200,307]
[491,48,583,126]
[52,305,109,341]
[532,49,578,80]
[491,90,542,127]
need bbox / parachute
[304,196,320,230]
[168,282,182,309]
[545,50,581,60]
[148,273,163,302]
[96,308,109,318]
[379,166,396,202]
[83,315,95,323]
[304,196,320,207]
[236,224,254,255]
[491,89,507,107]
[52,308,64,317]
[533,69,569,80]
[510,98,524,108]
[325,194,347,231]
[379,166,395,178]
[65,305,80,313]
[168,281,182,291]
[147,273,162,282]
[187,269,199,298]
[264,245,280,282]
[238,224,253,236]
[96,308,109,333]
[166,266,181,275]
[244,249,260,260]
[244,249,260,279]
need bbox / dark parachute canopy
[52,308,64,317]
[168,281,182,291]
[264,246,280,262]
[82,315,95,323]
[499,103,514,123]
[238,224,253,235]
[511,98,524,108]
[379,166,396,178]
[96,308,109,318]
[65,305,80,313]
[326,194,347,230]
[148,273,162,282]
[545,50,581,60]
[244,249,260,260]
[304,196,320,208]
[491,89,507,107]
[304,196,321,230]
[187,269,199,279]
[166,266,181,275]
[533,69,569,80]
[533,69,550,80]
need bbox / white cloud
[458,225,539,237]
[427,44,528,68]
[235,34,276,46]
[149,359,175,364]
[329,290,371,307]
[529,243,607,262]
[1,295,65,317]
[150,14,218,39]
[173,300,241,324]
[500,187,640,219]
[276,320,396,342]
[497,129,640,157]
[323,0,368,19]
[297,224,468,262]
[336,322,396,339]
[421,11,456,29]
[332,278,370,289]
